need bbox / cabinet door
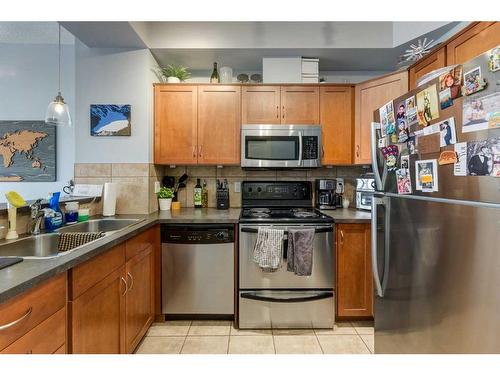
[408,47,446,90]
[354,71,408,164]
[125,246,154,353]
[336,224,373,318]
[198,85,241,165]
[281,86,319,124]
[71,266,126,354]
[320,86,353,165]
[241,86,281,124]
[446,22,500,65]
[154,85,198,165]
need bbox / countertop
[0,207,368,304]
[319,208,372,223]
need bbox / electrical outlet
[234,181,241,193]
[154,181,161,194]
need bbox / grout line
[178,321,192,354]
[314,331,325,355]
[226,335,230,354]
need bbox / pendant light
[45,23,71,127]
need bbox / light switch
[234,181,241,193]
[154,181,161,193]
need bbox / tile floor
[135,320,374,354]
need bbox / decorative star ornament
[401,38,435,62]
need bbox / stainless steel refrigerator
[371,48,500,353]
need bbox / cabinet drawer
[70,243,125,299]
[1,307,66,354]
[0,273,66,351]
[126,228,153,261]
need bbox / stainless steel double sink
[0,218,143,258]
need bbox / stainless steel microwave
[241,124,322,168]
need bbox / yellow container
[171,201,181,210]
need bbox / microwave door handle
[297,131,303,167]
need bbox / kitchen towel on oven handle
[252,227,285,272]
[287,227,315,276]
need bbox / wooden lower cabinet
[336,223,373,319]
[125,246,154,353]
[70,266,126,354]
[69,228,157,354]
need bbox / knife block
[216,188,229,210]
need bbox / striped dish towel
[252,227,284,272]
[58,232,105,252]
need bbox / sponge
[5,191,26,208]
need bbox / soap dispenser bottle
[44,192,63,232]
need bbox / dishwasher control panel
[161,225,234,244]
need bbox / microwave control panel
[302,136,318,160]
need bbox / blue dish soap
[44,192,63,232]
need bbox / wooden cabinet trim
[0,273,66,351]
[70,243,125,300]
[1,307,66,354]
[126,227,153,261]
[446,22,499,65]
[408,47,446,89]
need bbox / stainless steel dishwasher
[161,224,235,316]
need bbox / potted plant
[160,64,191,83]
[157,187,174,211]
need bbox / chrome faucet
[30,199,45,235]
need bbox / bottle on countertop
[44,192,63,232]
[210,62,220,83]
[201,179,208,208]
[194,178,203,208]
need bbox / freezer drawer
[238,290,334,329]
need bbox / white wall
[0,42,75,203]
[186,70,389,84]
[75,41,158,163]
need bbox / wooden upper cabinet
[354,71,408,164]
[198,86,241,165]
[281,86,320,124]
[446,22,500,65]
[242,85,281,124]
[408,47,446,90]
[336,223,373,319]
[154,85,198,165]
[320,86,353,165]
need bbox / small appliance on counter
[216,179,230,210]
[315,179,336,210]
[355,173,375,211]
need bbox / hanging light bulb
[45,23,71,127]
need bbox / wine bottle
[210,62,219,83]
[201,180,208,208]
[194,178,202,208]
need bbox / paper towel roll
[102,182,118,216]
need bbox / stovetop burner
[239,181,333,224]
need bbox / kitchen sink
[0,233,61,258]
[56,218,142,234]
[0,218,144,258]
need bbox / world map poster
[0,121,56,182]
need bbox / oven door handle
[240,291,333,303]
[240,227,333,234]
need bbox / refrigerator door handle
[370,122,388,191]
[371,195,385,297]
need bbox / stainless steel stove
[238,181,334,329]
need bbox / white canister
[158,198,172,211]
[219,66,233,83]
[102,182,118,216]
[167,76,181,83]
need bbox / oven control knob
[248,187,253,193]
[257,187,262,193]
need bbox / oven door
[241,125,321,168]
[239,224,334,289]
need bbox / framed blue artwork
[90,104,131,136]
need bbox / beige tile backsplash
[72,163,369,213]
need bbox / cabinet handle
[0,307,32,331]
[340,230,344,243]
[282,105,285,119]
[276,105,279,119]
[198,145,202,158]
[356,145,360,158]
[121,277,128,296]
[127,272,134,291]
[322,146,325,157]
[192,146,196,159]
